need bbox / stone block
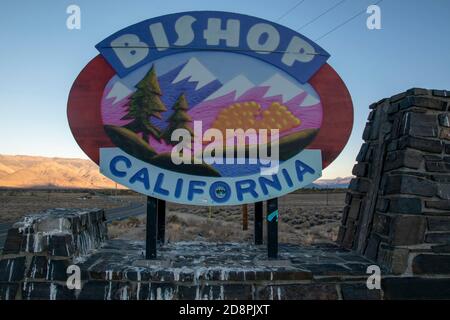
[431,244,450,253]
[22,282,75,300]
[47,234,75,256]
[336,226,346,244]
[425,161,450,172]
[427,217,450,231]
[376,245,409,275]
[406,88,430,96]
[390,92,407,103]
[384,150,423,171]
[376,197,389,213]
[382,277,450,299]
[388,197,422,214]
[0,283,19,300]
[398,136,443,153]
[364,235,381,261]
[345,193,352,204]
[46,259,72,281]
[349,178,371,193]
[389,215,426,246]
[341,220,356,249]
[356,143,369,161]
[412,254,450,275]
[431,174,450,183]
[425,233,450,243]
[372,213,391,236]
[256,284,338,300]
[440,128,450,141]
[402,112,438,138]
[2,228,23,254]
[340,283,381,300]
[432,90,449,97]
[0,257,26,282]
[137,283,175,300]
[384,175,436,197]
[362,124,373,140]
[347,200,362,220]
[222,284,253,300]
[78,281,119,300]
[437,183,450,199]
[27,256,48,279]
[352,163,368,177]
[400,96,445,111]
[439,113,450,127]
[425,200,450,210]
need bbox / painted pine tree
[161,93,193,145]
[121,65,167,142]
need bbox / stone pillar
[0,208,108,299]
[338,88,450,275]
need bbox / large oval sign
[67,11,353,206]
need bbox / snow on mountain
[260,73,304,102]
[300,94,320,107]
[105,80,133,104]
[205,75,255,101]
[172,57,217,90]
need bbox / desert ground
[0,189,139,223]
[108,190,346,245]
[0,189,345,245]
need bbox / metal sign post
[146,196,158,259]
[254,202,263,245]
[242,204,248,231]
[157,199,166,244]
[267,198,278,259]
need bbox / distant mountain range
[0,155,120,189]
[308,177,353,189]
[0,154,351,189]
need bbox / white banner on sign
[100,147,322,206]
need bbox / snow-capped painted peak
[260,73,304,102]
[205,75,255,101]
[105,80,133,104]
[300,94,320,107]
[172,57,217,90]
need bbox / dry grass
[108,192,346,245]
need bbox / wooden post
[266,198,278,259]
[146,196,158,259]
[157,199,166,244]
[254,201,263,245]
[242,204,248,231]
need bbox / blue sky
[1,0,449,179]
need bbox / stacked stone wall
[338,88,450,276]
[0,208,107,299]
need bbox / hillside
[0,154,120,189]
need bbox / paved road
[0,202,145,250]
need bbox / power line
[315,0,384,41]
[275,0,307,22]
[296,0,347,31]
